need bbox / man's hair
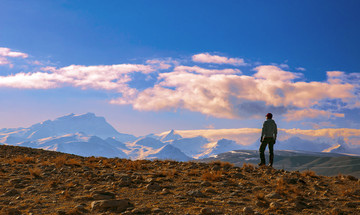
[266,113,273,119]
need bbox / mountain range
[1,113,359,168]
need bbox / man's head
[266,113,273,119]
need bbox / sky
[0,0,360,136]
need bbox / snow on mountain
[14,133,128,158]
[1,113,360,161]
[145,144,192,161]
[133,136,166,149]
[0,113,137,143]
[160,130,182,142]
[170,136,209,158]
[104,137,129,150]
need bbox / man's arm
[260,122,265,142]
[274,122,277,141]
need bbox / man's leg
[259,141,267,166]
[268,140,274,167]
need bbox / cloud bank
[0,48,359,123]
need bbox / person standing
[259,113,277,167]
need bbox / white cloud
[0,63,155,92]
[174,65,241,75]
[118,65,357,121]
[0,47,28,58]
[284,109,344,121]
[192,53,247,66]
[0,47,358,123]
[146,59,172,70]
[0,47,28,66]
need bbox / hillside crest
[0,145,359,214]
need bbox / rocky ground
[0,145,359,215]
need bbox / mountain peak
[161,129,182,142]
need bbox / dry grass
[255,192,265,200]
[12,155,35,164]
[28,167,42,178]
[301,170,317,177]
[201,171,223,182]
[275,177,287,195]
[1,145,360,215]
[165,169,178,178]
[53,155,67,168]
[188,169,200,176]
[210,160,234,168]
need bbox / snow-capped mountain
[160,129,182,142]
[0,113,136,143]
[200,139,242,158]
[1,113,359,161]
[133,136,167,149]
[170,136,210,158]
[17,133,128,158]
[145,144,192,161]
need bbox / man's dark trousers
[259,137,275,166]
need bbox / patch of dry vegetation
[0,145,359,215]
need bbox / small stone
[160,188,171,195]
[8,178,22,185]
[201,181,212,187]
[255,200,268,208]
[243,207,254,214]
[91,191,116,200]
[57,210,66,215]
[145,183,162,191]
[1,189,19,197]
[151,208,163,213]
[200,207,213,214]
[91,199,132,212]
[84,184,92,190]
[265,192,282,199]
[270,202,280,209]
[343,202,359,208]
[205,188,217,194]
[4,208,21,215]
[187,190,206,198]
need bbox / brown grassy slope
[0,145,359,215]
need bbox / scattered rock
[270,201,280,209]
[91,199,132,212]
[243,206,254,214]
[255,200,268,208]
[200,207,214,214]
[4,208,21,215]
[265,192,282,199]
[343,201,360,208]
[91,191,116,200]
[187,190,207,198]
[204,188,217,194]
[1,189,19,197]
[201,181,211,187]
[145,183,162,191]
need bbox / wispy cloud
[0,47,28,66]
[192,53,247,66]
[284,109,344,121]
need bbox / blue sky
[1,0,360,136]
